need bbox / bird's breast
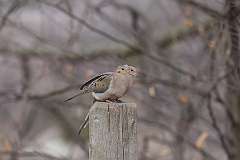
[110,74,130,97]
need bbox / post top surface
[90,102,137,112]
[92,101,136,106]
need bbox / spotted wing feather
[80,72,113,93]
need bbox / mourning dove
[64,64,137,134]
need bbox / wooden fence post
[89,102,137,160]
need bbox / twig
[0,0,22,31]
[205,94,233,159]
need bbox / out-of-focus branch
[157,20,212,49]
[3,17,212,59]
[7,19,81,55]
[214,89,237,127]
[37,0,140,52]
[0,150,69,160]
[93,0,210,82]
[140,75,207,96]
[0,0,23,31]
[236,9,240,18]
[139,135,173,160]
[139,136,150,160]
[226,0,239,70]
[94,0,150,37]
[29,84,82,100]
[145,54,201,81]
[139,117,217,160]
[205,22,233,159]
[19,55,30,97]
[206,94,233,159]
[179,0,224,19]
[93,2,213,82]
[175,100,196,160]
[7,19,213,83]
[36,101,88,154]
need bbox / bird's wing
[64,72,113,102]
[80,72,113,93]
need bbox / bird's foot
[116,99,124,103]
[93,99,109,103]
[106,100,114,103]
[93,99,124,103]
[105,99,124,103]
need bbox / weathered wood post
[89,102,137,160]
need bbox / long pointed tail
[78,113,89,135]
[64,90,90,102]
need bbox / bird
[64,64,137,134]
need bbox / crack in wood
[123,146,125,160]
[107,104,110,132]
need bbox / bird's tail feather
[64,89,90,102]
[78,113,89,135]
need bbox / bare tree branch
[0,0,23,31]
[0,150,70,160]
[206,94,233,159]
[37,0,140,52]
[178,0,224,19]
[139,117,217,160]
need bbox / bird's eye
[121,68,124,70]
[131,69,133,71]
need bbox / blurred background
[0,0,240,160]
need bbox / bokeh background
[0,0,240,160]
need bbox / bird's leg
[105,99,124,103]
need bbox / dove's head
[116,65,137,77]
